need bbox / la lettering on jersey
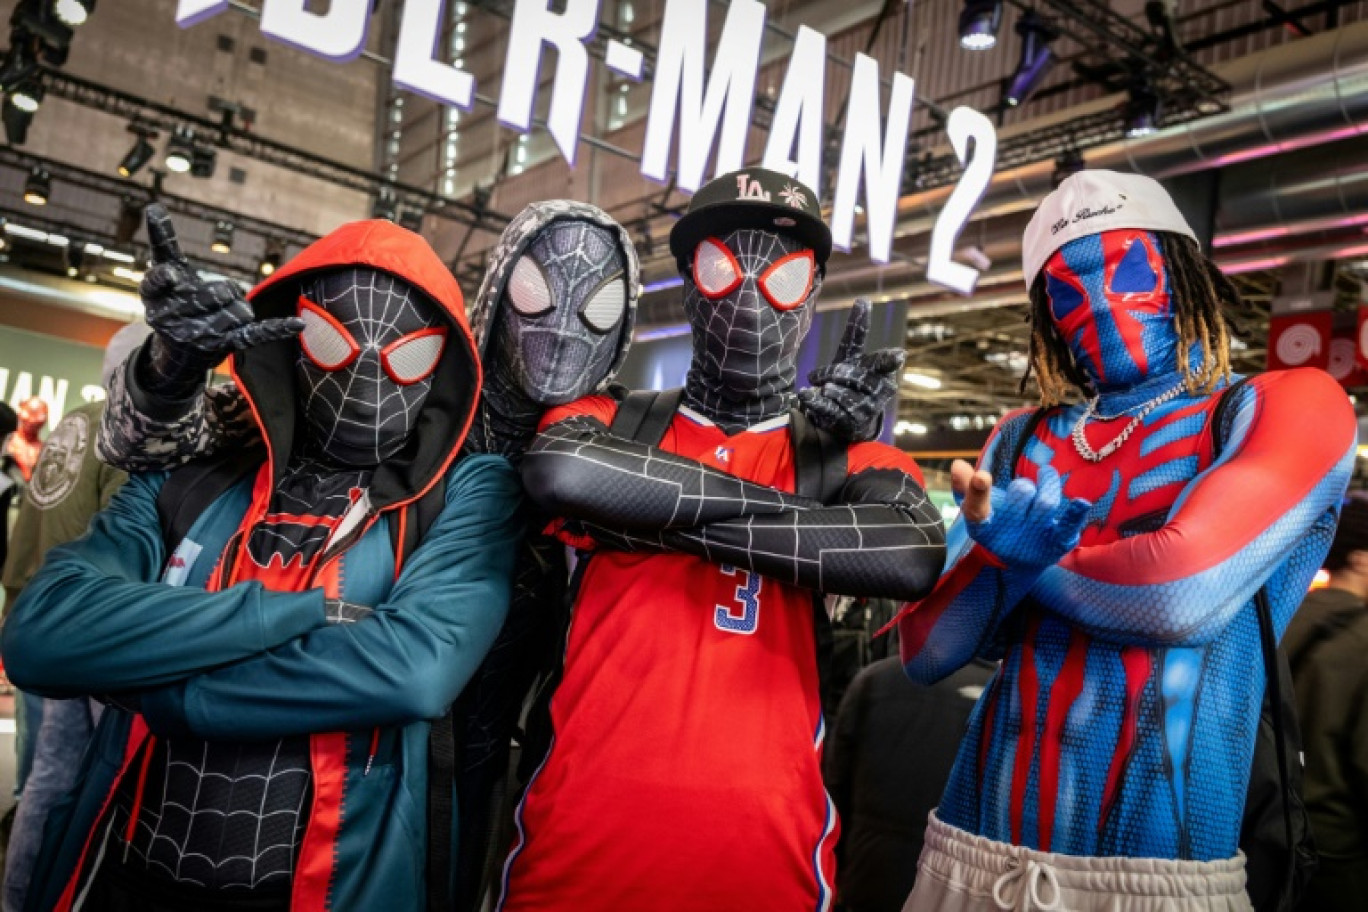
[500,395,918,912]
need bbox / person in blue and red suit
[896,170,1357,911]
[2,206,521,912]
[500,168,947,912]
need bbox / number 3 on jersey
[715,564,761,635]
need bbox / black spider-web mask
[294,267,447,467]
[682,229,820,430]
[489,220,627,407]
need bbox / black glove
[796,299,904,443]
[135,204,303,401]
[324,598,373,624]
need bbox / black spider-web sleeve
[97,348,257,473]
[582,468,946,602]
[521,415,819,529]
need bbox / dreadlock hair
[1020,231,1235,406]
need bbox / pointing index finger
[144,204,186,267]
[836,298,871,363]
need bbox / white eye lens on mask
[581,274,626,334]
[759,250,816,311]
[509,256,554,317]
[693,238,743,299]
[382,328,448,385]
[298,296,359,370]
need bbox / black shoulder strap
[1211,377,1252,454]
[1214,376,1300,903]
[1007,408,1050,480]
[157,442,266,554]
[609,388,684,446]
[789,408,848,503]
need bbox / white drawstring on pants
[991,856,1063,911]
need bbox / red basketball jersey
[498,397,922,912]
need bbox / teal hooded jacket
[2,219,523,911]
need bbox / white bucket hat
[1022,169,1197,287]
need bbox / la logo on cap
[735,174,772,202]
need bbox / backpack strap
[156,442,266,554]
[1212,377,1301,904]
[1006,408,1050,480]
[609,388,684,446]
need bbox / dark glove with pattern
[136,204,303,401]
[796,299,904,443]
[324,598,373,624]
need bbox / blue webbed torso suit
[899,228,1357,860]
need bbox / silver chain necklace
[1072,381,1187,462]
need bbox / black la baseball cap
[670,168,832,272]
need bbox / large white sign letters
[175,0,998,287]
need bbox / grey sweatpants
[902,812,1253,912]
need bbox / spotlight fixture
[190,143,217,179]
[115,195,141,244]
[65,240,84,277]
[1124,79,1161,138]
[259,238,284,276]
[210,220,234,254]
[3,95,34,145]
[372,188,398,222]
[1052,148,1085,188]
[0,40,38,94]
[398,206,425,233]
[23,166,50,206]
[53,0,94,28]
[9,79,43,113]
[118,125,156,177]
[958,0,1002,51]
[164,127,194,174]
[1004,12,1057,107]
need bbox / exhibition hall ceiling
[0,0,1363,434]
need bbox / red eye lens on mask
[381,327,448,385]
[298,297,359,371]
[759,249,816,311]
[692,238,743,300]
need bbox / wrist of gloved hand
[135,333,216,404]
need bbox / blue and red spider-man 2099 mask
[1043,228,1180,392]
[294,267,448,466]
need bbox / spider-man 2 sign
[174,0,998,290]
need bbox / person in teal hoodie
[1,206,521,912]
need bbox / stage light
[211,220,233,254]
[259,238,284,276]
[903,372,943,390]
[23,166,49,206]
[372,188,398,221]
[118,127,155,177]
[190,144,217,179]
[10,80,43,113]
[53,0,92,28]
[959,0,1001,51]
[1004,12,1057,107]
[398,206,425,232]
[65,240,85,277]
[1124,80,1161,138]
[0,41,38,94]
[165,128,194,174]
[1052,148,1085,188]
[3,96,33,145]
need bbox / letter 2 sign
[175,0,998,291]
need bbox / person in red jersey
[499,168,947,912]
